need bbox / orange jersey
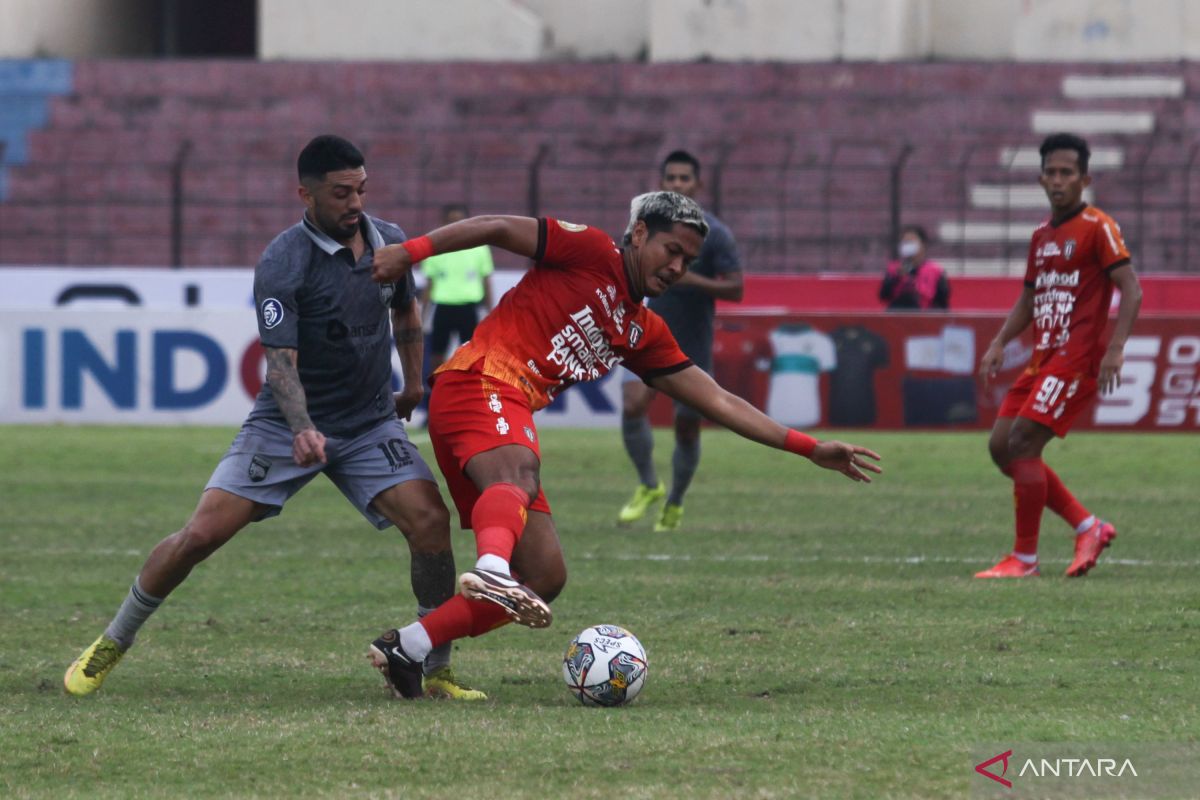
[437,218,690,411]
[1023,204,1131,375]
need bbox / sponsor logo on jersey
[496,416,510,435]
[487,393,503,413]
[557,220,588,232]
[260,298,284,329]
[1035,270,1080,289]
[1037,241,1062,259]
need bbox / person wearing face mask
[879,225,950,311]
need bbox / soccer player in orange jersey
[361,191,882,697]
[975,133,1142,579]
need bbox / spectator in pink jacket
[879,225,950,310]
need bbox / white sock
[398,622,433,663]
[475,554,510,575]
[1075,515,1097,535]
[1013,551,1038,565]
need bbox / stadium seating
[0,60,1193,273]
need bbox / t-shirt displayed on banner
[829,325,890,426]
[903,325,976,374]
[766,323,836,427]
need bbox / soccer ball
[562,624,648,707]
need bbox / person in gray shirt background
[64,135,483,701]
[617,150,744,532]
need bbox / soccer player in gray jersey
[64,135,482,701]
[617,150,744,531]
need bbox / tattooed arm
[391,297,425,421]
[264,346,326,466]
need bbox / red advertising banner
[649,312,1200,431]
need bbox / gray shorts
[205,417,436,530]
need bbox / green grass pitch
[2,425,1198,798]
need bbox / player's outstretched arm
[648,365,881,483]
[979,286,1035,388]
[372,216,540,283]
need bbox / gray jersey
[249,214,416,438]
[647,211,740,363]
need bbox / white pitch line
[579,553,1200,568]
[15,547,1194,570]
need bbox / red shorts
[427,368,552,528]
[998,367,1097,437]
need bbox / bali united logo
[524,426,535,443]
[628,322,643,348]
[1064,239,1076,260]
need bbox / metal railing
[1,135,1196,274]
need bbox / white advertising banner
[0,266,525,309]
[0,307,622,427]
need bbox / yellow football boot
[64,634,125,696]
[423,666,488,701]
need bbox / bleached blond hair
[622,191,709,245]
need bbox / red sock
[1003,464,1090,532]
[1009,457,1047,558]
[471,482,531,560]
[419,595,511,647]
[1043,465,1091,530]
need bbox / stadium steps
[0,60,72,201]
[942,70,1185,273]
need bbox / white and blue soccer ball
[562,624,648,707]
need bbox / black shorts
[431,303,479,355]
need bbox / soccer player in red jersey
[361,191,882,697]
[975,133,1142,579]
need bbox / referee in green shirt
[419,204,494,369]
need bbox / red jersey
[1023,204,1130,375]
[437,218,691,410]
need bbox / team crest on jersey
[524,426,535,443]
[1064,239,1076,260]
[378,282,395,307]
[260,298,284,329]
[628,321,643,348]
[557,220,588,232]
[248,455,272,483]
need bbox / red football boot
[1065,520,1117,577]
[974,554,1041,579]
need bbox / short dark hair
[1039,132,1090,174]
[297,135,365,183]
[901,224,929,244]
[661,149,702,179]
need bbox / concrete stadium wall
[4,0,1200,61]
[0,0,155,58]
